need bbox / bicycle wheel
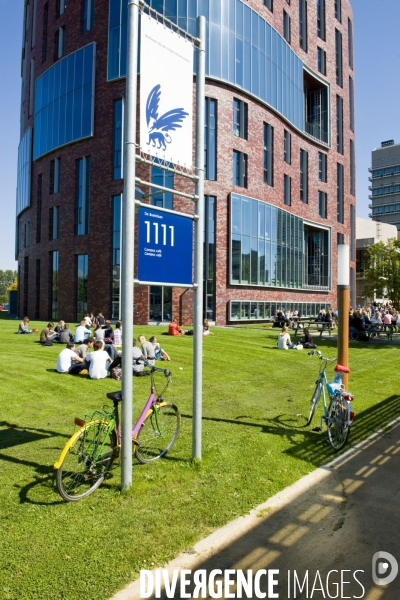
[327,394,350,451]
[135,403,180,464]
[56,421,117,501]
[306,382,322,425]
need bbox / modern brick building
[16,0,356,325]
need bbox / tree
[363,238,400,307]
[0,270,17,303]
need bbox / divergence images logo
[372,552,398,586]
[146,84,189,151]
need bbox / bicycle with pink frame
[54,364,180,501]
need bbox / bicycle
[306,350,354,451]
[54,364,180,501]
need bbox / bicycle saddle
[335,364,350,373]
[106,391,123,403]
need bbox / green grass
[1,314,399,599]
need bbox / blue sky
[1,0,400,270]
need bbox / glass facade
[229,300,331,321]
[33,43,96,160]
[16,128,32,216]
[112,195,121,319]
[304,227,330,288]
[231,194,330,289]
[231,193,304,288]
[76,254,88,321]
[108,0,304,131]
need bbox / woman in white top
[277,326,296,350]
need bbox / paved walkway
[111,419,400,600]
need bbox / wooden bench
[293,322,334,339]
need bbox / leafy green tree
[363,238,400,307]
[0,271,17,302]
[0,270,17,296]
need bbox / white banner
[140,13,193,168]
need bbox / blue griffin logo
[146,84,189,151]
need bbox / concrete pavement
[111,418,400,600]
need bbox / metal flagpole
[192,15,205,460]
[120,0,139,491]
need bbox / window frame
[283,10,291,44]
[263,122,274,187]
[233,98,248,140]
[318,190,327,218]
[284,130,291,164]
[233,150,248,188]
[284,174,291,206]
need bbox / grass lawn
[1,314,399,599]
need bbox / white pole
[120,0,139,491]
[192,16,205,460]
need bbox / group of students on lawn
[19,313,214,379]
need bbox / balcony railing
[304,121,329,145]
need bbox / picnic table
[292,318,335,339]
[359,323,400,342]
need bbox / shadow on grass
[0,421,69,450]
[182,393,400,467]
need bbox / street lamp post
[337,244,350,388]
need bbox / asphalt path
[112,419,400,600]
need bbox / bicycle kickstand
[312,416,324,432]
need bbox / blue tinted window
[34,43,95,159]
[230,193,306,287]
[151,162,173,209]
[109,1,304,131]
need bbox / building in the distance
[16,0,356,325]
[356,217,397,307]
[369,140,400,232]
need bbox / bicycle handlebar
[308,350,337,362]
[142,358,171,377]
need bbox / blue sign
[137,207,193,285]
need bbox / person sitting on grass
[59,323,74,344]
[203,319,214,336]
[113,321,122,346]
[149,335,170,361]
[74,320,91,344]
[40,323,59,345]
[168,320,187,336]
[18,317,38,334]
[277,326,296,350]
[138,334,156,366]
[303,328,317,349]
[56,342,85,374]
[93,322,106,342]
[109,339,147,376]
[86,340,112,379]
[103,320,114,343]
[54,320,65,335]
[68,338,95,375]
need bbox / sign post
[120,0,139,491]
[121,3,204,492]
